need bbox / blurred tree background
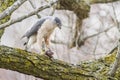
[0,0,120,80]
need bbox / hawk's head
[54,17,62,29]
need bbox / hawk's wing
[22,17,47,38]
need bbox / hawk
[21,16,62,53]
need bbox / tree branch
[0,46,96,80]
[58,0,119,19]
[58,0,90,19]
[83,26,114,41]
[0,0,26,20]
[89,0,120,4]
[0,1,57,29]
[108,3,120,77]
[28,0,41,18]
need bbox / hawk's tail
[20,35,26,40]
[20,35,28,46]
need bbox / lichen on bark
[0,45,119,79]
[0,46,96,80]
[0,0,16,38]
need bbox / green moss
[103,49,117,64]
[15,48,29,55]
[0,0,16,24]
[0,29,4,38]
[0,45,119,79]
[0,0,16,38]
[78,48,118,79]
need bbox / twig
[0,1,57,29]
[49,3,57,16]
[83,25,114,41]
[51,25,114,46]
[0,0,26,20]
[28,0,41,18]
[51,39,67,45]
[49,4,56,16]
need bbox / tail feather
[23,42,27,45]
[20,35,26,40]
[20,35,28,46]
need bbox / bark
[0,0,26,20]
[0,46,95,80]
[89,0,120,4]
[58,0,120,19]
[1,45,119,79]
[58,0,90,20]
[108,4,120,77]
[69,18,82,48]
[108,46,120,77]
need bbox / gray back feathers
[21,16,61,39]
[22,17,47,38]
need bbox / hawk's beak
[57,23,62,29]
[58,26,61,29]
[58,24,62,29]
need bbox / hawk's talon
[45,49,54,58]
